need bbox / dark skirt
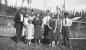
[34,25,42,39]
[53,28,61,41]
[44,25,51,35]
[48,30,53,41]
[48,20,55,41]
[48,28,61,41]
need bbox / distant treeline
[69,10,86,18]
[0,4,17,16]
[1,3,86,18]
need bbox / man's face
[25,14,29,18]
[37,13,40,17]
[20,9,24,14]
[51,14,54,18]
[46,12,50,16]
[31,12,34,16]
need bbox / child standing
[25,19,34,45]
[22,14,34,45]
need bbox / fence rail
[0,15,16,36]
[0,15,14,18]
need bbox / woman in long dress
[48,14,61,47]
[48,17,55,47]
[53,15,62,45]
[22,14,34,45]
[33,13,42,43]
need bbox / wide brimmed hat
[64,11,69,16]
[46,10,50,12]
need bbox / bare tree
[27,0,32,4]
[0,0,2,4]
[5,0,7,5]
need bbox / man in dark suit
[14,8,24,43]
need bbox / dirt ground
[0,36,86,50]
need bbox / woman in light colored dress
[22,14,34,45]
[26,20,34,45]
[22,13,34,36]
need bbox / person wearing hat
[60,11,72,48]
[14,8,24,43]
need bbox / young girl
[22,14,34,45]
[25,19,34,45]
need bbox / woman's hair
[25,13,29,17]
[64,11,69,16]
[36,13,40,16]
[46,10,50,12]
[28,19,32,23]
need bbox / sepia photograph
[0,0,86,50]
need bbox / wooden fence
[0,15,16,36]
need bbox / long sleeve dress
[48,19,55,41]
[48,18,62,41]
[26,24,34,40]
[33,18,42,39]
[22,17,34,40]
[53,19,62,41]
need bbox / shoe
[52,45,55,47]
[48,44,52,47]
[61,45,66,48]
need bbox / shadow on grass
[11,36,50,45]
[11,36,36,44]
[10,36,17,43]
[11,36,26,43]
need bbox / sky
[1,0,86,12]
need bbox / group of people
[14,8,72,48]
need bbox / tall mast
[15,0,17,7]
[64,0,65,11]
[0,0,2,4]
[5,0,7,5]
[44,0,46,10]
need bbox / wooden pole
[0,0,2,4]
[15,0,17,7]
[44,0,46,10]
[5,0,7,6]
[64,0,65,11]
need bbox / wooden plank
[70,38,86,40]
[73,21,86,23]
[0,27,16,36]
[0,15,14,18]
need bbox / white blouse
[61,18,72,27]
[24,18,29,25]
[42,16,51,25]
